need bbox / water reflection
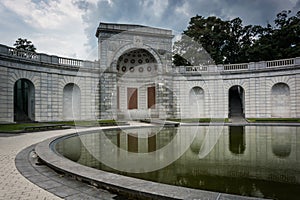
[271,127,292,158]
[229,126,245,154]
[55,126,300,200]
[56,136,81,162]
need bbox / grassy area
[0,119,121,133]
[0,123,47,132]
[247,118,300,123]
[167,118,229,123]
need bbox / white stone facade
[0,22,299,123]
[173,61,300,119]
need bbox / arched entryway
[63,83,81,120]
[14,79,35,122]
[116,48,158,119]
[271,83,290,117]
[228,85,244,118]
[189,87,205,118]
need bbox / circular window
[124,58,128,63]
[145,58,149,63]
[122,66,126,72]
[129,67,134,72]
[130,59,135,64]
[138,59,143,64]
[147,66,152,72]
[138,54,142,57]
[139,67,144,73]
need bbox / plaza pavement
[0,122,152,200]
[0,121,275,199]
[0,128,86,200]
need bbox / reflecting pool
[55,126,300,199]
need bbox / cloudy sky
[0,0,299,60]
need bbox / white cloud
[0,0,89,59]
[0,0,299,61]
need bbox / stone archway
[271,83,290,117]
[63,83,81,120]
[14,79,35,122]
[228,85,244,118]
[115,48,159,119]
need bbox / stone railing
[1,43,299,73]
[185,66,208,72]
[175,57,299,74]
[59,57,83,67]
[266,58,295,68]
[223,63,249,71]
[8,47,39,60]
[0,44,99,69]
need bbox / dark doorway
[229,85,244,118]
[14,79,35,122]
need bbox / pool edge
[35,128,266,200]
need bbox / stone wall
[174,57,300,119]
[0,44,100,123]
[1,22,300,123]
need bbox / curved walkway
[1,123,266,199]
[0,128,81,200]
[0,123,151,200]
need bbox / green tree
[173,15,260,65]
[173,10,300,66]
[173,34,214,66]
[13,38,36,52]
[249,10,300,61]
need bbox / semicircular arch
[111,43,163,73]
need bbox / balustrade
[267,58,295,68]
[8,47,38,60]
[58,57,83,67]
[0,44,298,72]
[224,63,249,71]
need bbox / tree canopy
[13,38,36,52]
[173,10,300,65]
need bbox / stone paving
[0,123,151,200]
[16,144,120,200]
[0,128,85,200]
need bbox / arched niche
[189,87,205,118]
[14,78,35,122]
[63,83,81,120]
[271,83,290,117]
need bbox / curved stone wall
[0,22,300,122]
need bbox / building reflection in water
[229,126,245,154]
[55,126,300,200]
[271,127,292,158]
